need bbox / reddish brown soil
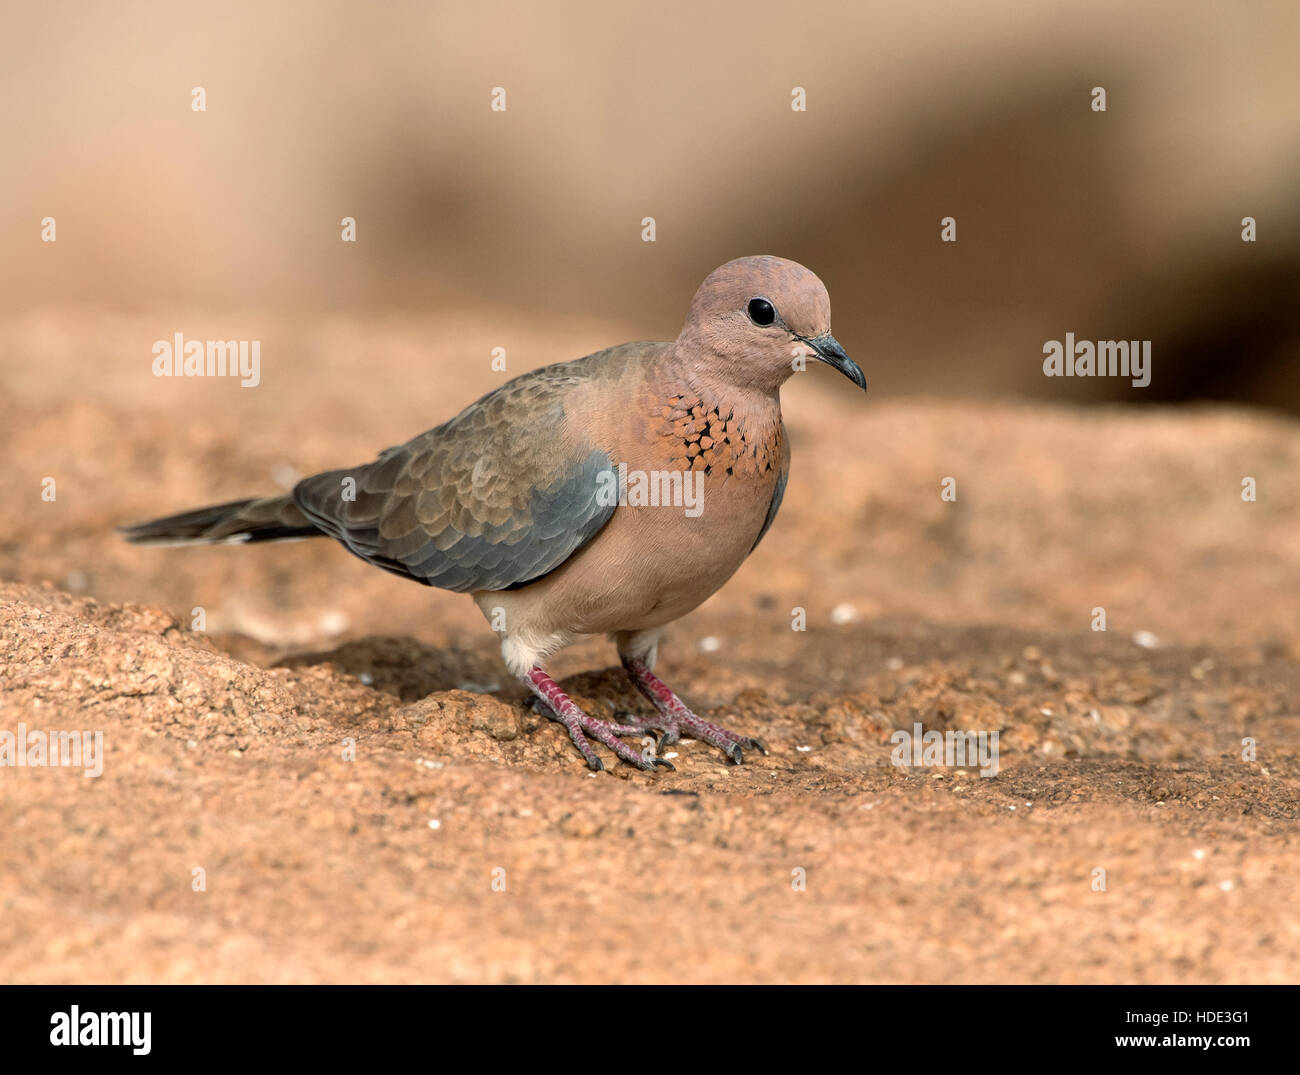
[3,312,1298,983]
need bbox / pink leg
[621,657,768,764]
[523,667,674,772]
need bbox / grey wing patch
[293,445,617,593]
[749,469,787,553]
[494,449,616,590]
[750,422,790,553]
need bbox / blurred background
[3,0,1299,408]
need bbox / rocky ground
[2,311,1298,982]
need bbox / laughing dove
[121,255,865,771]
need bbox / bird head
[676,255,865,395]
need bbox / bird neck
[662,342,786,416]
[645,348,785,476]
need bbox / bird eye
[746,297,776,327]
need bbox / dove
[121,255,865,771]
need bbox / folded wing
[292,363,616,593]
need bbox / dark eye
[746,297,776,327]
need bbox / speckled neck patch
[656,394,783,479]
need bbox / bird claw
[719,735,771,764]
[620,657,767,768]
[648,717,763,766]
[534,696,672,773]
[644,716,761,766]
[524,667,758,772]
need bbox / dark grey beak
[806,333,866,391]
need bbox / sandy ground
[2,311,1298,983]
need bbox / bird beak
[806,333,866,391]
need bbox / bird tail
[118,494,322,546]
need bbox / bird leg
[523,667,673,772]
[620,657,768,764]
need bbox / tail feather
[118,495,321,546]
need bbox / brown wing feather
[292,358,617,592]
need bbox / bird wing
[749,422,790,553]
[292,360,616,593]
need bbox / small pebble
[319,610,349,635]
[830,603,859,625]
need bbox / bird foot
[523,668,673,772]
[620,657,768,764]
